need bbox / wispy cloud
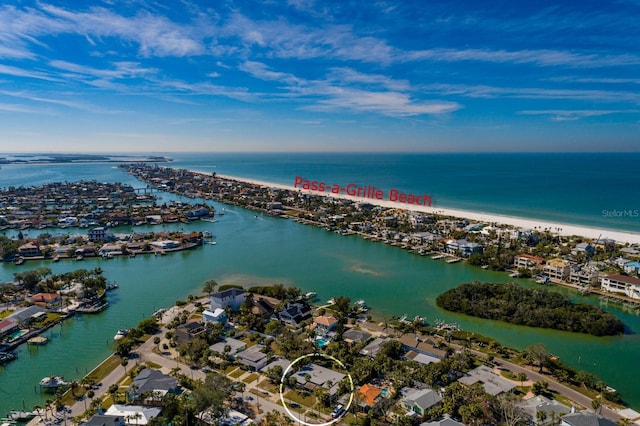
[423,83,640,103]
[519,109,640,121]
[406,48,640,68]
[0,64,60,81]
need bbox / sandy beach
[215,173,640,245]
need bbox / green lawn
[229,368,244,379]
[257,379,278,393]
[284,390,316,407]
[242,373,259,384]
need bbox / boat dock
[27,336,48,345]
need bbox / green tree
[526,343,550,372]
[203,279,218,297]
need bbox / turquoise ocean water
[0,153,639,415]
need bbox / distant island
[436,281,625,336]
[0,153,171,164]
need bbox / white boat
[39,376,67,391]
[304,292,317,299]
[114,329,129,340]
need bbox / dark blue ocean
[2,152,640,233]
[166,152,640,234]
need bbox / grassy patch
[243,373,259,384]
[229,368,244,379]
[284,389,316,407]
[0,310,11,319]
[257,379,278,393]
[145,361,162,369]
[224,365,238,375]
[500,369,516,380]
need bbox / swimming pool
[316,338,329,348]
[380,389,389,397]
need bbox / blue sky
[0,0,639,152]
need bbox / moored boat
[39,376,67,392]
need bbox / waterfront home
[128,368,180,403]
[357,383,383,412]
[29,292,61,309]
[401,387,442,417]
[202,308,227,324]
[0,318,19,340]
[103,405,162,425]
[457,365,515,396]
[88,227,110,242]
[514,254,544,270]
[560,411,618,426]
[209,337,246,358]
[17,241,41,257]
[444,239,483,257]
[601,274,640,299]
[400,334,447,360]
[276,302,312,327]
[342,328,372,345]
[236,344,268,371]
[210,288,246,312]
[519,395,570,425]
[542,258,571,281]
[99,243,123,257]
[569,264,601,286]
[149,240,180,250]
[313,314,338,335]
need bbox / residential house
[400,334,447,361]
[359,337,392,358]
[569,264,601,286]
[0,318,19,339]
[571,242,595,257]
[237,344,268,371]
[209,337,246,358]
[277,302,312,327]
[313,315,338,335]
[623,261,640,275]
[17,241,41,257]
[149,240,180,250]
[519,395,571,425]
[202,308,227,324]
[103,405,162,425]
[342,328,371,345]
[128,368,180,403]
[601,274,640,299]
[445,239,483,257]
[199,408,254,425]
[81,415,126,426]
[357,383,382,412]
[210,288,246,312]
[260,358,291,374]
[401,387,442,417]
[561,412,618,426]
[88,227,110,242]
[175,322,206,343]
[514,254,544,270]
[293,363,345,397]
[458,365,515,396]
[99,243,123,257]
[543,258,570,281]
[420,414,466,426]
[30,292,61,309]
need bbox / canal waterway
[1,161,639,415]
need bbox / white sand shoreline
[211,172,640,245]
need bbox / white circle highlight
[279,352,354,426]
